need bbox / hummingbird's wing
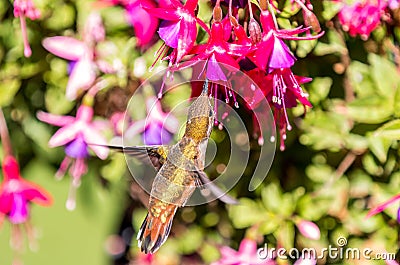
[193,170,239,205]
[100,145,170,170]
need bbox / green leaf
[0,78,20,107]
[346,97,393,124]
[308,77,333,104]
[228,198,269,228]
[362,153,383,176]
[373,119,400,140]
[369,54,400,99]
[367,134,392,163]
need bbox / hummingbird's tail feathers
[137,207,177,254]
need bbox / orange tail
[137,204,177,254]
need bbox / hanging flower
[0,109,52,254]
[37,103,109,210]
[42,12,109,100]
[13,0,41,57]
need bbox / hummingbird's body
[102,80,236,254]
[138,81,214,253]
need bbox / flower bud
[296,220,321,240]
[248,18,262,44]
[303,9,321,33]
[213,4,223,22]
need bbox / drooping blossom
[367,193,400,223]
[295,219,321,240]
[42,12,109,100]
[13,0,41,57]
[211,238,276,265]
[37,102,109,210]
[145,0,211,65]
[97,0,159,47]
[0,109,52,253]
[337,0,387,40]
[125,96,178,145]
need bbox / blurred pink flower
[97,0,159,47]
[0,155,52,225]
[337,0,387,40]
[296,220,321,240]
[211,238,276,265]
[125,96,178,145]
[42,13,107,100]
[37,104,109,210]
[13,0,41,57]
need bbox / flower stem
[0,108,13,157]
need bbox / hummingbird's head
[184,80,214,142]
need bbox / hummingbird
[104,79,237,254]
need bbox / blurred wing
[105,145,170,171]
[193,170,239,205]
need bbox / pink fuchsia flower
[96,0,158,47]
[13,0,41,57]
[337,0,387,40]
[367,193,400,223]
[145,0,211,64]
[246,68,312,150]
[37,104,109,210]
[295,220,321,240]
[211,238,276,265]
[0,156,52,225]
[42,13,107,100]
[0,155,52,252]
[125,96,178,145]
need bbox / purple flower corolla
[296,220,321,240]
[125,96,178,145]
[211,238,276,265]
[42,13,107,100]
[367,193,400,223]
[37,105,109,210]
[13,0,41,57]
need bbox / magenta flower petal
[37,111,75,127]
[177,18,197,63]
[8,193,29,224]
[207,54,228,81]
[268,37,296,69]
[158,20,180,48]
[48,124,80,147]
[0,192,13,214]
[66,59,96,100]
[42,37,86,61]
[20,181,52,206]
[126,0,159,46]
